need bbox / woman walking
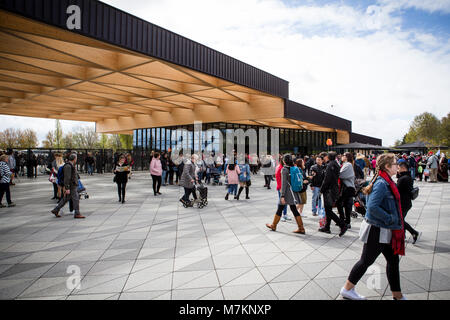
[265,154,305,234]
[0,154,16,208]
[50,153,64,201]
[179,154,198,205]
[114,154,130,203]
[236,158,251,200]
[340,153,406,300]
[276,156,290,221]
[150,152,162,196]
[225,162,240,200]
[337,152,356,229]
[295,158,309,218]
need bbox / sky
[1,0,449,147]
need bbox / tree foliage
[397,112,449,147]
[0,128,38,149]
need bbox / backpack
[418,166,423,174]
[289,166,303,192]
[57,163,73,187]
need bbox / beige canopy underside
[0,10,348,143]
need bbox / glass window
[137,129,142,148]
[151,128,156,150]
[161,128,166,151]
[156,128,161,151]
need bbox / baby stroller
[352,180,368,218]
[78,179,89,200]
[196,183,208,209]
[180,183,208,209]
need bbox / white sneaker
[340,287,367,300]
[300,213,308,218]
[284,215,292,221]
[281,216,287,222]
[394,295,407,300]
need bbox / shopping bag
[49,173,56,184]
[424,169,430,177]
[318,207,327,228]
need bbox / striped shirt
[0,161,12,184]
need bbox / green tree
[54,120,64,149]
[408,112,441,144]
[42,131,55,148]
[19,129,38,148]
[119,134,133,150]
[109,134,122,151]
[63,132,76,149]
[0,128,20,148]
[440,113,450,146]
[98,133,110,149]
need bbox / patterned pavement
[0,171,449,300]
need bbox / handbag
[113,175,117,183]
[423,169,430,176]
[49,173,56,183]
[411,186,419,200]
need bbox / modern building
[0,0,381,162]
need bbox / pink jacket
[150,158,162,176]
[275,164,283,190]
[226,165,241,185]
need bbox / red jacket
[275,164,283,190]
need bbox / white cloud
[1,0,449,147]
[377,0,450,14]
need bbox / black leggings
[117,182,127,201]
[0,183,12,204]
[275,204,300,217]
[348,226,401,292]
[337,187,355,225]
[151,175,161,194]
[402,207,418,236]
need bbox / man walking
[310,153,326,216]
[427,151,439,183]
[51,153,85,219]
[318,151,348,236]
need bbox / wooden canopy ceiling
[0,10,340,136]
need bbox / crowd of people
[1,146,449,300]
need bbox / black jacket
[397,171,413,213]
[114,162,130,183]
[320,160,340,198]
[310,164,326,187]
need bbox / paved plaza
[0,172,449,300]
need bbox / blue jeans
[228,184,238,195]
[162,170,167,185]
[409,167,415,180]
[311,187,322,214]
[87,164,93,175]
[277,190,287,215]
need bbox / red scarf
[378,170,405,256]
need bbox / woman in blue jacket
[236,157,251,200]
[340,153,406,300]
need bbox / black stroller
[352,180,368,218]
[180,183,208,209]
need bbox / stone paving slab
[0,172,448,300]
